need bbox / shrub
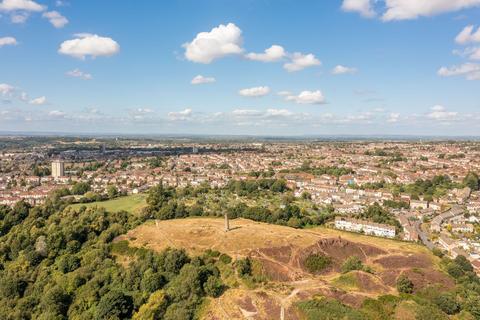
[396,274,414,294]
[219,253,232,264]
[341,256,364,274]
[304,254,332,273]
[433,293,460,315]
[203,276,224,297]
[236,258,252,277]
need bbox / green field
[69,193,147,214]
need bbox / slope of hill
[117,217,457,319]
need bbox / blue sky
[1,0,480,136]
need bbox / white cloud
[383,0,480,21]
[438,63,480,80]
[232,109,262,117]
[48,110,65,117]
[468,47,480,60]
[456,25,480,44]
[332,65,358,75]
[129,108,155,120]
[191,75,216,85]
[453,46,480,60]
[0,0,45,23]
[341,0,376,18]
[283,52,321,72]
[232,108,294,119]
[0,0,45,12]
[245,45,286,62]
[66,68,93,80]
[285,90,326,104]
[183,23,243,64]
[59,33,120,59]
[11,12,28,23]
[265,108,293,117]
[0,83,15,96]
[42,10,68,28]
[387,113,400,123]
[20,91,28,101]
[341,0,480,21]
[427,105,458,121]
[238,86,270,97]
[29,96,47,105]
[168,108,193,121]
[0,36,17,47]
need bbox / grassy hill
[115,217,462,319]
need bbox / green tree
[203,276,223,297]
[107,185,119,198]
[141,269,166,293]
[96,290,134,320]
[433,293,460,315]
[396,274,414,294]
[72,181,91,195]
[463,172,479,191]
[133,291,168,320]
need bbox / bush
[203,276,224,297]
[433,293,460,315]
[341,256,364,274]
[236,258,252,277]
[304,254,332,273]
[219,253,232,264]
[396,274,414,294]
[297,298,365,320]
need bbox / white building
[51,160,65,178]
[335,217,396,238]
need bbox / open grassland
[69,193,147,214]
[117,217,454,319]
[120,217,433,259]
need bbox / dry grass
[120,217,428,258]
[117,217,452,319]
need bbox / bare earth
[117,218,453,319]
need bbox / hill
[117,218,455,319]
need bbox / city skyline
[1,0,480,136]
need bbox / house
[429,202,442,212]
[411,200,429,210]
[335,217,396,238]
[430,206,464,232]
[438,235,456,251]
[452,223,474,233]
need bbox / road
[414,221,435,250]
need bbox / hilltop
[117,218,455,319]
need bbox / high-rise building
[51,160,65,178]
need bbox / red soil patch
[380,269,454,292]
[237,296,256,313]
[354,271,390,294]
[403,269,455,292]
[374,254,432,269]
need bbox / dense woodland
[0,197,225,319]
